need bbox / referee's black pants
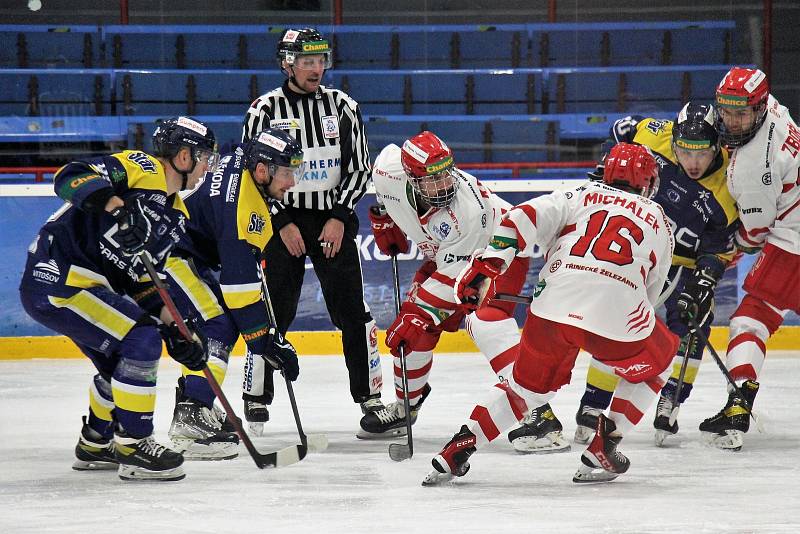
[255,207,380,404]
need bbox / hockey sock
[467,376,554,447]
[466,310,519,382]
[112,325,161,438]
[395,350,432,406]
[580,358,620,411]
[88,374,115,439]
[608,368,669,436]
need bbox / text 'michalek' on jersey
[485,181,674,342]
[22,150,188,297]
[242,80,370,221]
[177,147,274,354]
[725,95,800,254]
[372,143,510,326]
[612,116,738,272]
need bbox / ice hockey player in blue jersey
[163,128,305,455]
[19,116,219,481]
[571,103,740,446]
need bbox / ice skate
[573,414,629,483]
[168,390,239,460]
[423,425,477,486]
[574,404,602,444]
[115,432,185,481]
[699,380,759,451]
[653,395,679,447]
[357,385,430,440]
[508,403,571,454]
[244,399,270,437]
[212,403,238,433]
[72,416,118,471]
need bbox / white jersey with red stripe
[727,95,800,254]
[485,181,674,342]
[372,143,510,325]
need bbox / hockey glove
[454,254,504,311]
[677,266,718,330]
[586,140,615,181]
[368,204,410,256]
[385,302,435,358]
[110,196,154,256]
[262,328,299,381]
[160,321,208,372]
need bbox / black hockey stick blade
[389,442,412,462]
[492,292,532,305]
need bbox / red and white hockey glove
[454,254,504,311]
[368,205,409,256]
[385,302,434,358]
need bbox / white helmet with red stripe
[400,131,459,208]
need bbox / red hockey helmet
[603,142,660,199]
[401,131,459,207]
[715,67,769,147]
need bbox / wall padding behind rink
[2,182,798,357]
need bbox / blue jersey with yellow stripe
[176,147,274,354]
[20,150,188,298]
[612,116,739,274]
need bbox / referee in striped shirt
[241,27,386,434]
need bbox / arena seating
[0,21,737,171]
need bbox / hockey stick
[258,263,328,453]
[686,315,763,432]
[388,255,414,462]
[140,253,307,468]
[667,332,696,427]
[492,292,532,305]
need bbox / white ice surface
[1,352,799,533]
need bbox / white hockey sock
[395,350,432,407]
[608,368,669,436]
[466,312,520,382]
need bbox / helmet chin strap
[168,151,197,191]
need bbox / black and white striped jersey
[242,81,371,220]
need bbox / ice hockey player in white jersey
[365,131,568,453]
[698,67,800,450]
[423,142,679,485]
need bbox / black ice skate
[243,398,270,437]
[423,424,477,486]
[357,384,431,440]
[653,394,679,447]
[574,404,602,444]
[573,414,629,483]
[699,380,759,451]
[72,416,118,471]
[169,388,239,461]
[114,432,185,481]
[508,403,571,454]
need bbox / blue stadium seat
[333,31,394,69]
[491,120,555,162]
[0,26,100,68]
[472,71,537,114]
[113,70,285,116]
[398,30,452,69]
[0,69,110,116]
[458,29,527,68]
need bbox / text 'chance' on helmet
[400,131,460,208]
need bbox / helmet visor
[292,53,332,70]
[195,148,220,174]
[271,161,306,187]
